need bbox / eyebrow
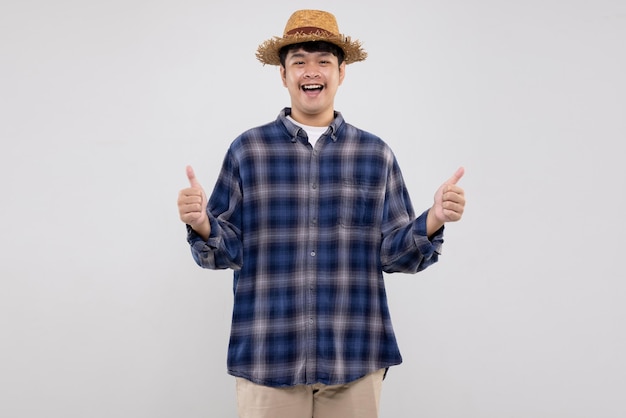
[288,51,333,60]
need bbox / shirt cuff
[413,209,444,257]
[186,214,222,251]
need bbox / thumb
[446,166,465,185]
[186,165,201,188]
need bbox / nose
[304,64,321,79]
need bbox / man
[177,9,466,418]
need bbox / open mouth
[302,84,323,92]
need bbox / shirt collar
[278,107,344,143]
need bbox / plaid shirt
[187,108,444,387]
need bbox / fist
[432,166,466,223]
[177,165,208,230]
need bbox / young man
[177,9,466,418]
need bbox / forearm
[187,216,242,270]
[426,207,445,238]
[189,218,211,242]
[381,210,444,274]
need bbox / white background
[1,0,625,417]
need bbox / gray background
[1,0,625,417]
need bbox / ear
[280,65,287,87]
[338,62,346,86]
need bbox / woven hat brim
[256,31,367,66]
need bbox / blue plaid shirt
[187,108,444,387]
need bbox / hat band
[285,26,335,37]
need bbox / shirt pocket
[339,178,381,228]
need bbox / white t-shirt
[287,116,328,147]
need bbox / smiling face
[280,47,346,127]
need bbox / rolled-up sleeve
[186,149,243,270]
[380,156,445,273]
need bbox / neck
[289,108,334,127]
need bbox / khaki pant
[235,369,386,418]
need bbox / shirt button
[310,251,316,257]
[311,183,317,189]
[311,218,317,225]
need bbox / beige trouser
[235,369,386,418]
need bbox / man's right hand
[177,165,210,240]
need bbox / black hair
[279,41,345,67]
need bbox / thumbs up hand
[177,165,210,240]
[427,167,466,235]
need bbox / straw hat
[256,10,367,66]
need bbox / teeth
[303,85,322,90]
